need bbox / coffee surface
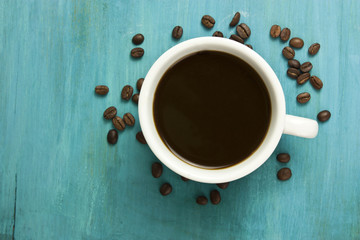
[153,51,271,169]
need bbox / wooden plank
[0,0,359,239]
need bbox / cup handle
[283,114,318,138]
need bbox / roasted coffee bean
[297,72,310,85]
[216,182,229,189]
[289,37,304,48]
[270,25,281,38]
[245,44,253,49]
[160,183,172,196]
[136,131,146,144]
[210,190,221,205]
[309,43,320,55]
[132,93,139,104]
[151,162,163,178]
[300,62,313,72]
[310,76,323,90]
[122,113,135,126]
[132,34,144,45]
[103,106,117,120]
[181,176,189,182]
[123,113,135,126]
[277,168,292,181]
[287,68,300,79]
[196,196,208,205]
[136,78,144,91]
[212,31,223,37]
[229,34,244,44]
[297,92,311,104]
[107,129,118,145]
[288,59,300,69]
[280,28,291,41]
[317,110,331,122]
[230,12,240,27]
[112,116,126,131]
[236,23,251,39]
[172,26,183,39]
[277,153,290,163]
[282,46,295,59]
[95,85,109,95]
[201,15,215,28]
[130,48,144,58]
[121,85,133,100]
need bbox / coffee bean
[132,93,139,104]
[317,110,331,122]
[297,73,310,85]
[230,12,240,27]
[136,78,144,91]
[280,28,291,41]
[277,153,290,163]
[287,68,300,79]
[132,34,144,45]
[310,76,323,90]
[181,176,189,181]
[121,85,133,100]
[245,44,253,49]
[160,183,172,196]
[229,34,244,44]
[297,92,311,104]
[196,196,208,205]
[136,131,146,144]
[236,23,251,39]
[300,62,313,72]
[309,43,320,55]
[201,15,215,28]
[151,162,163,178]
[172,26,183,39]
[288,59,300,69]
[95,85,109,95]
[123,113,135,126]
[103,106,117,120]
[212,31,223,37]
[289,37,304,48]
[282,46,295,59]
[210,190,221,205]
[270,25,281,38]
[107,129,118,145]
[216,182,229,189]
[130,47,144,58]
[112,116,126,131]
[277,168,292,181]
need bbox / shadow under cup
[152,50,272,169]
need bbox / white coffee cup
[139,37,318,184]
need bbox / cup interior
[139,37,286,183]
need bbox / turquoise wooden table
[1,0,359,239]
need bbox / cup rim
[139,37,286,183]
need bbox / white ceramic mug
[139,37,318,184]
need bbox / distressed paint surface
[0,0,360,239]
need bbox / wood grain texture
[0,0,359,239]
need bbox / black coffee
[153,51,271,169]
